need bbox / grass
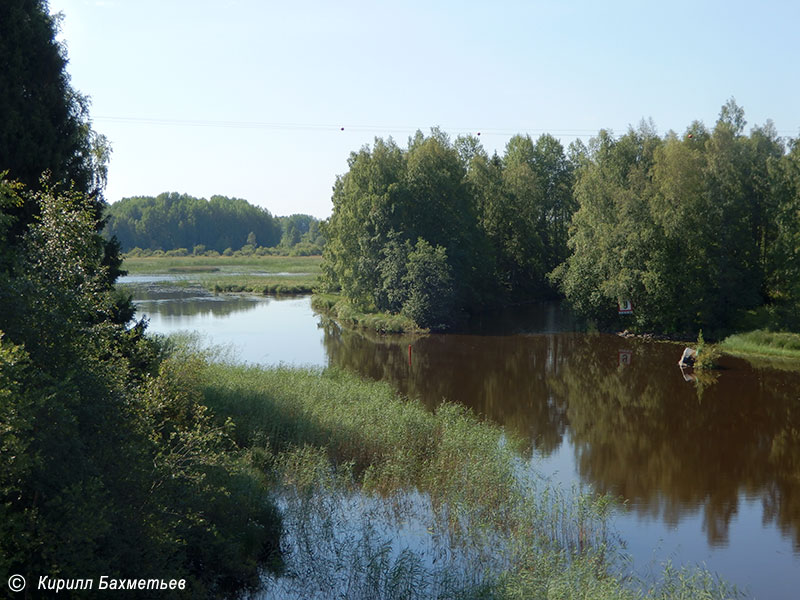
[123,254,322,274]
[312,293,425,334]
[209,274,318,295]
[194,356,740,600]
[122,255,322,294]
[721,329,800,362]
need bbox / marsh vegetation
[121,254,322,295]
[198,360,740,600]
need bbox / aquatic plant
[200,361,740,599]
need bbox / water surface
[130,287,800,598]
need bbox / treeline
[104,192,324,255]
[555,102,799,334]
[1,1,282,596]
[322,129,575,328]
[323,103,800,334]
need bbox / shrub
[694,330,722,370]
[400,239,455,330]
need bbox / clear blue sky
[49,0,800,218]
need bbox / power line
[90,116,617,138]
[91,115,800,138]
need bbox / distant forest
[104,193,324,255]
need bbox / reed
[198,360,739,599]
[123,254,322,275]
[121,255,321,295]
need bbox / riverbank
[196,358,738,599]
[721,330,800,361]
[121,254,322,294]
[311,293,426,334]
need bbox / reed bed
[197,361,739,599]
[123,254,322,274]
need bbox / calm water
[128,283,800,598]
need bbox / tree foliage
[104,192,282,252]
[325,104,798,334]
[0,0,106,198]
[553,102,795,334]
[0,181,282,597]
[0,0,117,286]
[278,213,324,247]
[0,2,282,594]
[474,133,575,296]
[322,129,576,328]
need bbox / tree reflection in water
[321,319,800,551]
[132,285,266,319]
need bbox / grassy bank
[123,254,322,273]
[721,330,800,361]
[311,293,425,334]
[197,358,738,599]
[122,255,322,294]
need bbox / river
[127,281,800,598]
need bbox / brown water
[129,287,800,598]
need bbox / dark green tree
[0,0,112,251]
[322,130,486,327]
[0,180,282,597]
[401,239,455,329]
[551,124,662,326]
[0,3,283,593]
[465,134,574,301]
[0,1,100,194]
[554,103,791,334]
[321,136,408,306]
[767,137,800,327]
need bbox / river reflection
[134,291,800,597]
[132,286,264,318]
[131,288,326,367]
[321,319,800,553]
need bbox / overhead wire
[90,115,800,139]
[90,116,619,139]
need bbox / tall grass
[198,361,740,599]
[121,255,321,294]
[210,275,318,295]
[722,329,800,361]
[123,254,322,275]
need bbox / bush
[400,239,455,329]
[0,183,283,598]
[694,330,722,370]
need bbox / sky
[49,0,800,219]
